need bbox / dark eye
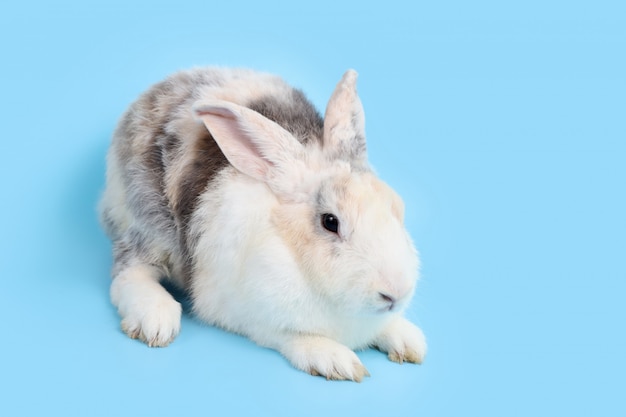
[321,213,339,234]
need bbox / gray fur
[248,90,324,145]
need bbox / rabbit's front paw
[120,293,182,347]
[281,336,370,382]
[375,317,427,364]
[111,265,183,347]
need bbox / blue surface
[1,1,625,416]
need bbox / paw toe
[309,360,370,382]
[290,337,369,382]
[388,347,423,364]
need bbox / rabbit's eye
[321,213,339,234]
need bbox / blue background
[1,1,624,416]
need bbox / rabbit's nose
[378,293,396,311]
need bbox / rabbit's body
[101,67,426,381]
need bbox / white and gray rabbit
[100,67,426,381]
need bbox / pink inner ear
[196,111,270,182]
[194,100,304,186]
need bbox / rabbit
[99,67,426,382]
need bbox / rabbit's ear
[323,70,367,169]
[194,100,304,183]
